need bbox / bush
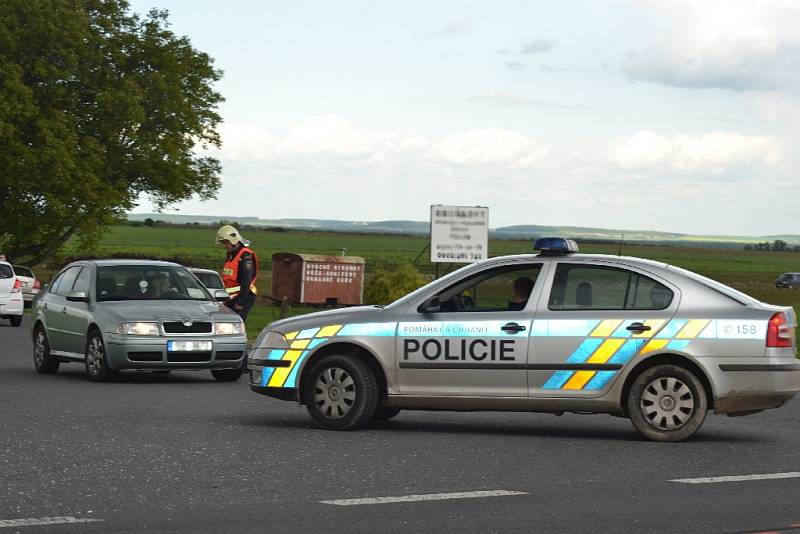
[364,264,427,305]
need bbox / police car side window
[437,264,542,313]
[549,264,673,311]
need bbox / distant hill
[126,213,800,246]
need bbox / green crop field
[51,224,800,339]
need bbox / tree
[0,0,223,265]
[364,264,427,305]
[772,240,787,252]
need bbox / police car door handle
[501,322,526,333]
[626,322,651,332]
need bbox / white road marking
[671,472,800,484]
[320,489,527,506]
[0,516,103,529]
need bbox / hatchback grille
[162,321,212,334]
[128,351,162,362]
[216,351,244,361]
[167,352,212,363]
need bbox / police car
[248,238,800,441]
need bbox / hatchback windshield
[0,264,12,279]
[97,265,211,302]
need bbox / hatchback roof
[84,259,183,268]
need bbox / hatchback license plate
[167,340,212,352]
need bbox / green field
[51,224,800,339]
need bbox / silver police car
[248,239,800,441]
[32,260,247,382]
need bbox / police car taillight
[766,312,793,348]
[533,237,579,255]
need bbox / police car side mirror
[418,295,441,314]
[213,289,228,302]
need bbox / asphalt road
[2,316,800,533]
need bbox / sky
[128,0,800,236]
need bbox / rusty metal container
[271,253,365,305]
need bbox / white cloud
[439,128,550,169]
[625,0,800,90]
[614,130,780,175]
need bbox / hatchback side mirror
[418,295,441,314]
[66,290,89,303]
[213,289,229,302]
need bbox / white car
[12,265,40,306]
[0,261,24,327]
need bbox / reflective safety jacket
[222,246,258,299]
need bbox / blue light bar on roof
[533,237,579,254]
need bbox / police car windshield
[96,265,212,302]
[669,266,761,306]
[385,263,477,308]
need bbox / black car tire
[10,315,22,327]
[372,406,401,422]
[85,330,117,382]
[211,368,243,382]
[33,325,59,374]
[303,355,379,430]
[627,364,707,442]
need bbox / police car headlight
[256,331,290,349]
[214,322,245,336]
[118,322,160,336]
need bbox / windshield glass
[194,271,224,289]
[0,264,12,279]
[12,266,32,278]
[97,265,212,302]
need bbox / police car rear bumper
[709,358,800,415]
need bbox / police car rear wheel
[304,355,378,430]
[627,364,707,442]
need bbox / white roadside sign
[430,205,489,263]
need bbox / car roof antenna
[617,234,624,257]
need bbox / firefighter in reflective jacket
[215,225,258,320]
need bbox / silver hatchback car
[32,260,247,382]
[248,239,800,441]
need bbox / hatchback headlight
[215,322,245,336]
[118,322,160,336]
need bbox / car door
[396,262,547,397]
[44,266,82,352]
[0,264,14,308]
[528,260,679,397]
[60,265,93,354]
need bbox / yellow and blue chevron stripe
[256,322,396,388]
[541,318,711,391]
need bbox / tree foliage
[0,0,223,265]
[364,264,427,305]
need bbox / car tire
[85,330,116,382]
[33,325,59,374]
[372,406,401,422]
[211,368,243,382]
[303,355,379,430]
[627,364,707,442]
[10,315,22,327]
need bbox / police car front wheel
[303,355,379,430]
[626,364,707,442]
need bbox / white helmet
[215,225,242,246]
